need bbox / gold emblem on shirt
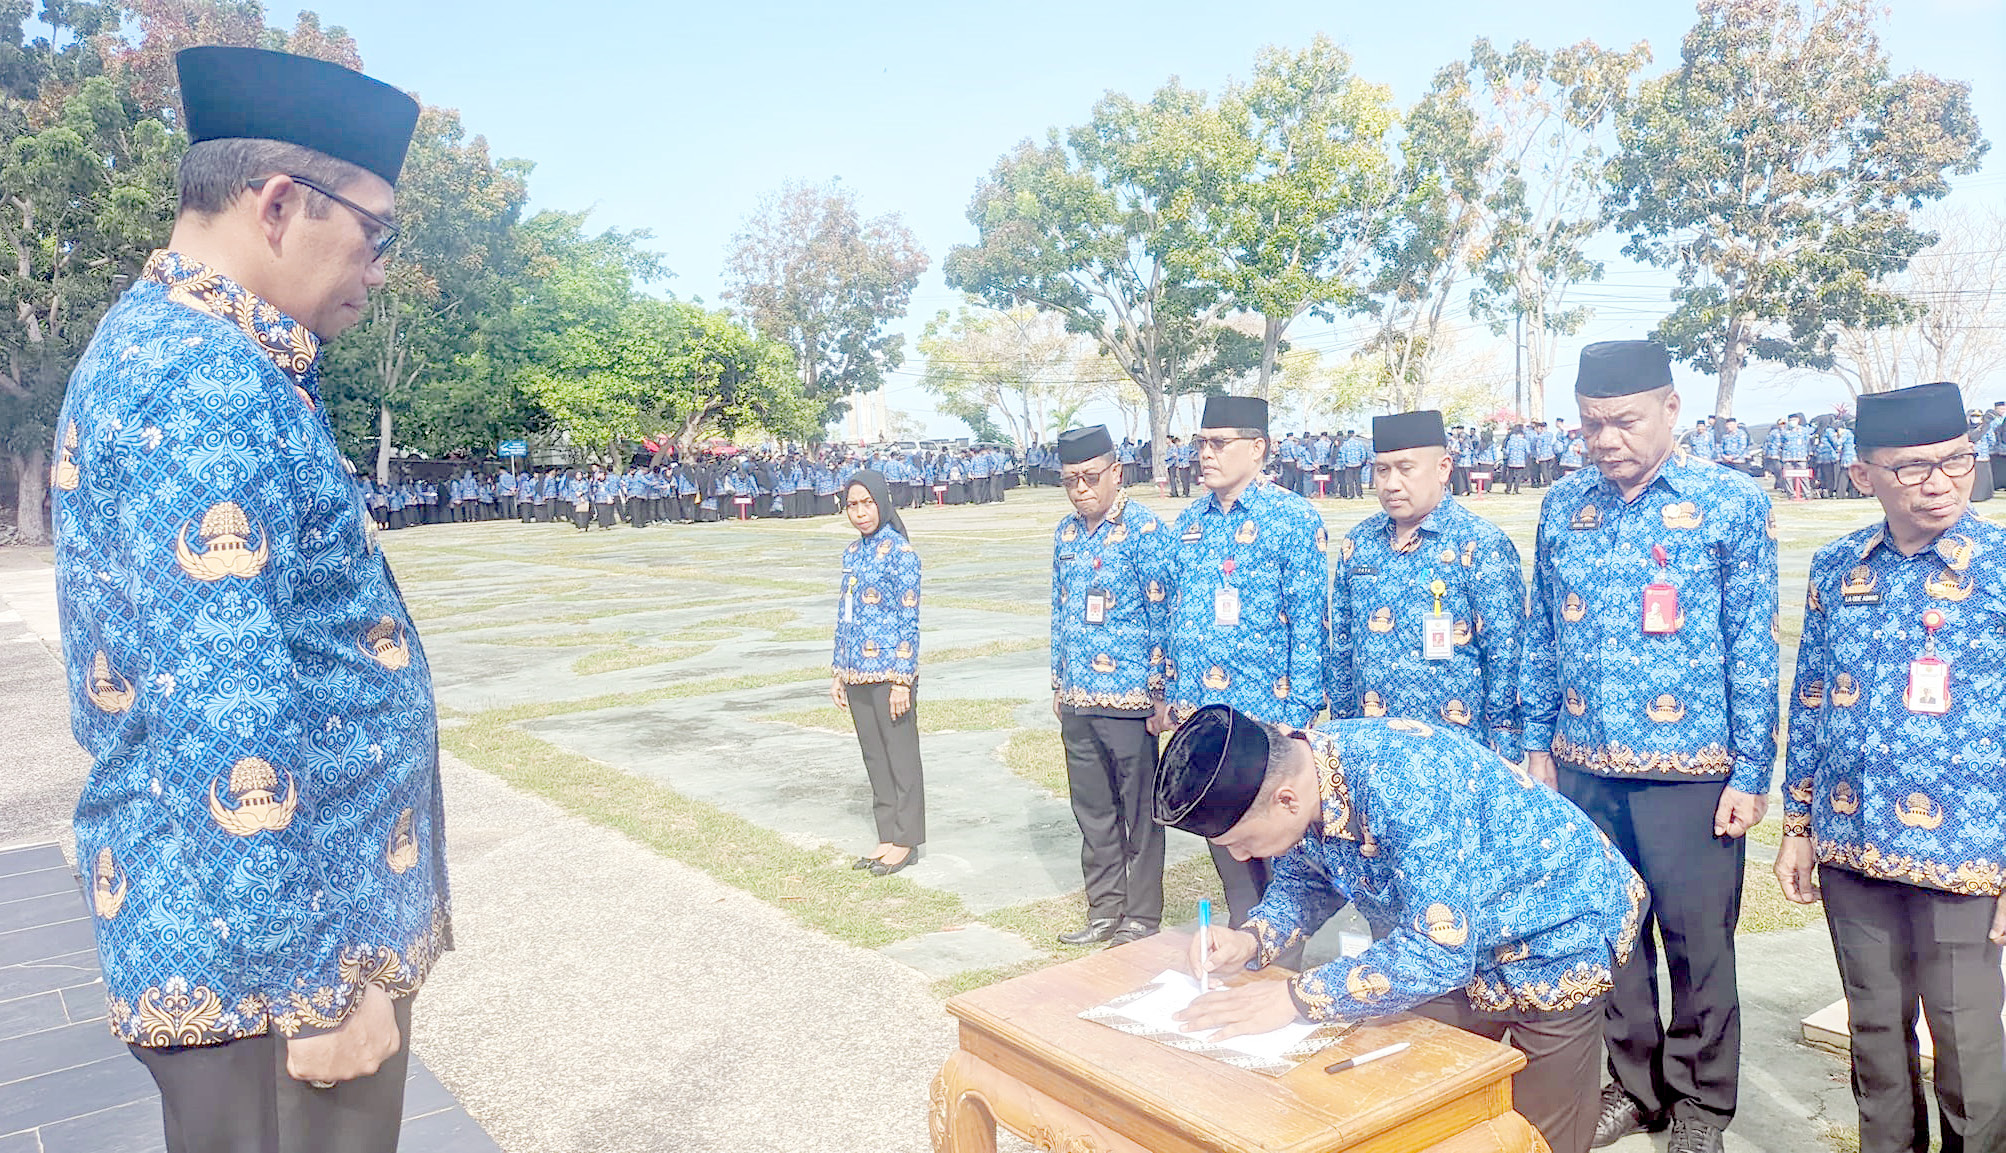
[1462,540,1477,567]
[1495,940,1529,964]
[1561,593,1586,623]
[1272,675,1290,700]
[1314,527,1328,554]
[207,757,298,836]
[52,422,81,491]
[876,541,892,558]
[1109,523,1128,544]
[1061,524,1078,542]
[1569,505,1601,531]
[896,640,913,659]
[1420,903,1469,948]
[1564,688,1586,717]
[1438,546,1457,564]
[1830,673,1861,707]
[862,586,882,605]
[1367,607,1394,633]
[359,617,410,671]
[1924,567,1973,602]
[385,809,418,874]
[1235,521,1259,546]
[1092,652,1117,674]
[1387,718,1434,737]
[86,651,136,713]
[862,640,880,659]
[1361,690,1386,717]
[175,502,270,581]
[1839,566,1876,599]
[1894,793,1944,830]
[92,847,127,919]
[1203,666,1231,690]
[1805,585,1822,612]
[1935,533,1976,572]
[1339,537,1356,562]
[1452,619,1474,646]
[1660,501,1703,530]
[1146,579,1165,602]
[1646,694,1686,723]
[1440,699,1472,726]
[1346,966,1392,1002]
[1797,678,1825,708]
[1788,778,1815,804]
[1830,780,1860,815]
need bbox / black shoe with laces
[1591,1084,1666,1148]
[1665,1118,1724,1153]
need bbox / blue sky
[324,0,2005,434]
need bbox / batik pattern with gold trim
[1246,720,1642,1023]
[51,253,451,1046]
[1521,452,1779,794]
[832,524,922,685]
[1328,495,1527,761]
[1163,480,1331,727]
[1051,492,1173,716]
[1782,510,2006,896]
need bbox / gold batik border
[1814,840,2005,898]
[833,666,918,687]
[1551,733,1733,778]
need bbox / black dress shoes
[869,847,918,876]
[851,856,878,870]
[1591,1084,1665,1148]
[1057,918,1119,946]
[1106,920,1158,946]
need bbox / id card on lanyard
[842,572,856,623]
[1422,578,1453,661]
[1215,558,1240,628]
[1906,609,1951,715]
[1643,543,1680,635]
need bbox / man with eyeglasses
[1160,395,1330,966]
[1047,426,1173,948]
[1776,381,2006,1153]
[1520,341,1778,1153]
[49,47,449,1152]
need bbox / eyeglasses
[1061,464,1116,489]
[1192,435,1259,455]
[248,174,400,261]
[1869,451,1977,487]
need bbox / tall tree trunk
[1144,379,1169,485]
[375,403,394,483]
[12,446,49,545]
[1255,316,1284,400]
[1714,315,1753,418]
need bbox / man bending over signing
[1164,706,1648,1153]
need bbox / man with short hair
[1161,395,1329,963]
[1717,417,1750,475]
[1049,425,1172,948]
[1161,705,1647,1153]
[1776,381,2006,1153]
[1521,341,1778,1153]
[1503,425,1531,494]
[1328,410,1525,760]
[51,46,448,1152]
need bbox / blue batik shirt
[1504,433,1530,468]
[1246,719,1647,1021]
[1782,510,2006,897]
[1521,452,1779,794]
[1328,496,1526,761]
[1782,423,1811,461]
[52,251,449,1046]
[832,524,922,686]
[1719,428,1750,462]
[1050,493,1173,715]
[1164,480,1331,727]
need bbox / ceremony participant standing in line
[51,46,448,1152]
[1161,395,1329,967]
[1776,381,2006,1153]
[831,469,925,876]
[1521,341,1778,1153]
[1162,706,1648,1153]
[1328,411,1525,760]
[1503,425,1530,494]
[1049,426,1172,948]
[1717,417,1750,475]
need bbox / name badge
[843,574,856,623]
[1181,525,1205,543]
[1422,612,1453,660]
[1214,586,1240,629]
[1905,656,1950,715]
[1085,587,1110,625]
[1643,583,1680,635]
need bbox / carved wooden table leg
[932,1049,1154,1153]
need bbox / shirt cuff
[1727,755,1772,796]
[1522,720,1553,752]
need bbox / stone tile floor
[0,842,501,1153]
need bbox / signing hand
[1173,980,1300,1042]
[285,984,399,1084]
[889,683,912,720]
[829,678,848,709]
[1713,787,1768,839]
[1189,926,1257,980]
[1524,750,1557,789]
[1773,835,1821,905]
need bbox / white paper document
[1079,969,1352,1075]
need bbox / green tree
[1463,37,1651,419]
[0,3,179,544]
[1208,36,1399,397]
[917,304,1103,449]
[317,105,532,477]
[1605,0,1987,416]
[722,180,928,426]
[944,82,1228,482]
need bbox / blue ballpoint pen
[1196,898,1213,991]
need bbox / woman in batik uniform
[830,468,925,876]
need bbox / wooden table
[931,931,1545,1153]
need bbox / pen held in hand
[1195,899,1213,992]
[1324,1041,1409,1074]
